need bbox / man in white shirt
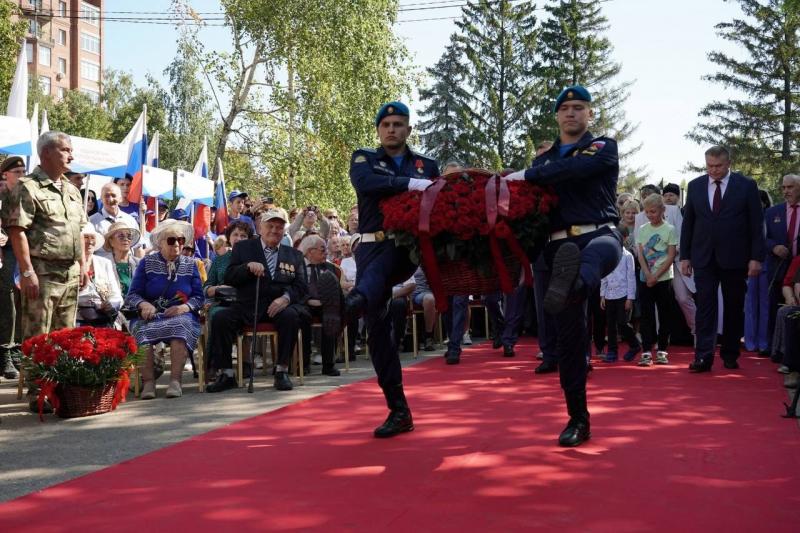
[89,182,137,237]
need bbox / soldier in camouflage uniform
[0,132,88,411]
[0,156,26,381]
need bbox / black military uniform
[346,101,440,437]
[516,85,622,446]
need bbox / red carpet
[1,341,799,532]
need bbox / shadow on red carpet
[0,341,798,532]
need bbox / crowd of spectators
[0,132,798,413]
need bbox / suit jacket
[680,172,766,270]
[225,238,309,322]
[764,202,795,282]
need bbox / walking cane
[248,275,261,394]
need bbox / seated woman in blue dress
[124,220,204,400]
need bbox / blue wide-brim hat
[554,85,592,112]
[375,101,410,126]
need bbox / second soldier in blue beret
[322,101,439,439]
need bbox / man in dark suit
[680,145,766,372]
[763,174,800,357]
[298,233,341,377]
[207,208,309,392]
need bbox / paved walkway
[0,348,441,502]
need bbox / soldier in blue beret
[506,85,622,447]
[323,100,439,439]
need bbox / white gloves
[504,170,526,181]
[408,178,432,191]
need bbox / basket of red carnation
[380,169,557,311]
[21,326,143,420]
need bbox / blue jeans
[744,269,769,351]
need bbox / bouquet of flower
[22,326,143,419]
[381,169,557,309]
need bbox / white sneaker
[312,354,322,365]
[655,351,669,365]
[462,332,472,345]
[166,380,182,398]
[638,353,653,367]
[140,381,156,400]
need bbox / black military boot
[0,348,19,380]
[374,384,414,438]
[558,389,591,447]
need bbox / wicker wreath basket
[436,256,522,297]
[56,382,116,418]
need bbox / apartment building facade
[15,0,104,102]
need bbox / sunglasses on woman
[166,236,186,246]
[115,232,134,241]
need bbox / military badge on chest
[415,159,424,174]
[278,261,295,278]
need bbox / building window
[81,88,99,103]
[58,1,67,16]
[39,45,51,66]
[26,43,33,63]
[40,76,51,96]
[57,87,66,99]
[80,32,100,54]
[57,57,66,74]
[80,60,100,82]
[81,2,100,27]
[29,19,38,36]
[57,29,66,45]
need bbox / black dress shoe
[206,373,237,393]
[723,360,740,370]
[688,359,712,373]
[558,418,591,447]
[445,350,460,365]
[322,366,341,376]
[535,360,558,374]
[492,337,503,350]
[503,345,515,358]
[274,371,293,391]
[544,242,581,315]
[374,410,414,438]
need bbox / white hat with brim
[81,225,105,250]
[150,219,194,249]
[103,221,141,251]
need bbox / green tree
[687,0,800,186]
[418,43,474,166]
[102,69,170,145]
[226,0,413,212]
[0,1,27,108]
[534,0,640,172]
[444,0,541,169]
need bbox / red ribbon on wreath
[112,368,131,410]
[35,378,60,422]
[417,174,533,313]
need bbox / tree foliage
[0,1,27,108]
[687,0,800,188]
[222,0,412,212]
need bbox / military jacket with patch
[0,166,86,264]
[524,131,619,232]
[349,146,439,234]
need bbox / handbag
[214,286,237,306]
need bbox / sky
[104,0,747,184]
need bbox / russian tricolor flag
[214,157,229,235]
[124,107,148,204]
[145,131,160,232]
[192,139,212,258]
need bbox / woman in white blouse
[77,226,123,328]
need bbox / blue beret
[375,101,410,126]
[554,85,592,112]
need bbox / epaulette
[410,149,436,162]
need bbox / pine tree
[420,0,540,169]
[418,43,473,166]
[533,0,640,171]
[687,0,800,185]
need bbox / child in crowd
[636,193,677,366]
[600,247,641,362]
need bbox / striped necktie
[263,246,278,277]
